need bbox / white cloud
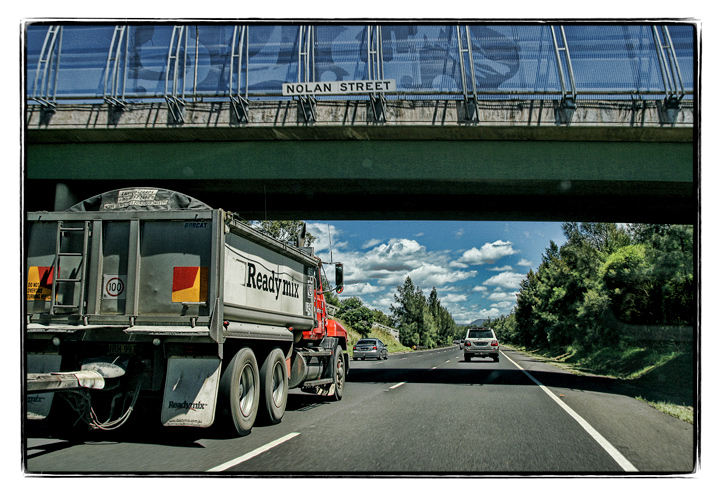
[491,301,516,310]
[380,263,476,288]
[517,258,533,267]
[488,265,513,272]
[362,238,383,249]
[328,237,479,302]
[457,240,518,265]
[472,286,488,292]
[483,271,525,290]
[477,307,504,319]
[366,238,426,269]
[343,283,385,295]
[487,291,519,302]
[307,223,347,253]
[442,293,468,303]
[455,228,465,238]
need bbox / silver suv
[463,327,499,362]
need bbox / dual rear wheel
[219,347,288,436]
[218,345,345,436]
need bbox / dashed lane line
[389,382,406,389]
[502,351,638,472]
[206,432,301,472]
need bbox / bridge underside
[26,139,694,224]
[25,101,696,224]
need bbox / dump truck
[25,187,348,436]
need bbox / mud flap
[26,354,62,420]
[161,357,222,428]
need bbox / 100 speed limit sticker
[103,275,127,299]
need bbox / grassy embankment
[504,343,695,424]
[336,318,413,356]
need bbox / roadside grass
[504,342,695,424]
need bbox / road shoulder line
[206,432,300,472]
[502,351,639,472]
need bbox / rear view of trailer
[25,188,342,435]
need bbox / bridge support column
[53,183,78,211]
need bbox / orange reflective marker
[172,267,208,302]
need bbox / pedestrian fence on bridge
[27,23,694,115]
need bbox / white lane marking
[445,360,451,363]
[430,367,438,370]
[206,432,300,472]
[389,382,406,389]
[502,352,638,472]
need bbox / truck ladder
[50,221,90,316]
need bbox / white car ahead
[463,328,499,362]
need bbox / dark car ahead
[353,338,389,360]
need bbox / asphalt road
[24,346,695,475]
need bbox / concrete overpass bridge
[24,22,697,224]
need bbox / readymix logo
[168,400,208,411]
[246,262,300,300]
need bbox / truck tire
[219,347,260,436]
[331,345,346,401]
[259,348,288,425]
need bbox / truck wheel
[259,348,288,425]
[219,348,260,436]
[331,345,346,401]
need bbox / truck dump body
[27,188,316,332]
[25,188,347,434]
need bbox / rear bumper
[464,349,499,358]
[353,351,382,359]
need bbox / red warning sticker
[27,266,55,301]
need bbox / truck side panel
[222,229,315,331]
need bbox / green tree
[503,222,694,353]
[427,288,456,346]
[600,244,653,325]
[325,291,341,307]
[370,308,393,327]
[563,222,631,254]
[392,277,426,347]
[250,220,316,247]
[336,297,374,337]
[629,224,694,325]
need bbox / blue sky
[305,221,568,325]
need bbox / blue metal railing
[25,23,695,106]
